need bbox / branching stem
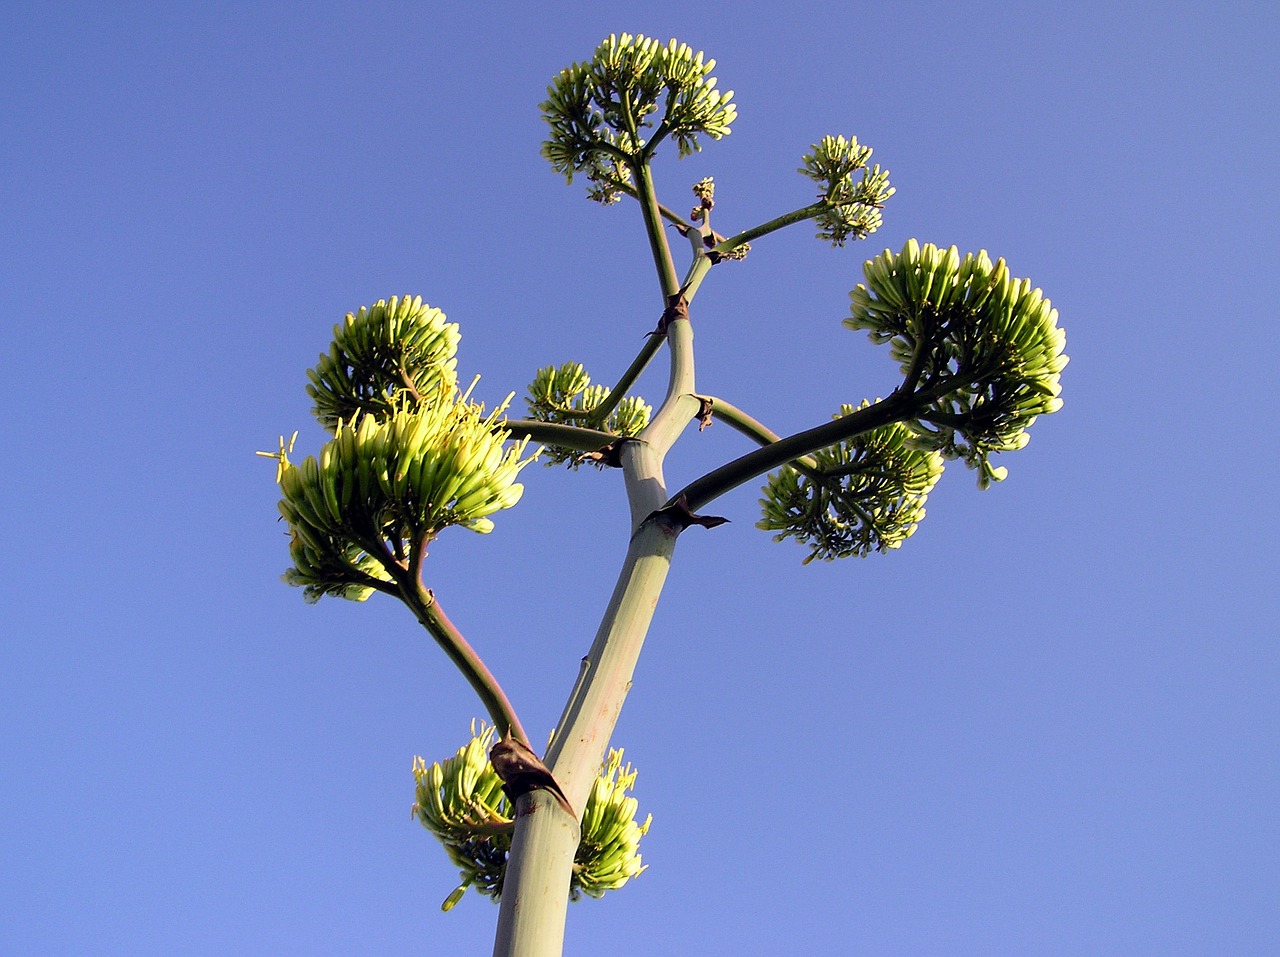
[673,391,919,513]
[700,396,823,479]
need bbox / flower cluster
[413,724,652,909]
[541,34,736,199]
[846,240,1068,486]
[799,135,894,246]
[307,296,460,430]
[759,403,945,563]
[526,361,651,468]
[264,297,536,601]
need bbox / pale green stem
[490,790,580,957]
[491,302,699,957]
[501,419,619,453]
[710,201,827,256]
[605,178,693,231]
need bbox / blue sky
[3,2,1277,954]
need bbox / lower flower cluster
[413,724,652,909]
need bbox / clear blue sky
[3,2,1277,954]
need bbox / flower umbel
[847,240,1068,486]
[526,362,651,468]
[799,135,894,246]
[759,402,945,562]
[541,34,736,197]
[307,295,460,431]
[264,299,538,602]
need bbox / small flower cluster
[572,749,653,898]
[799,135,895,246]
[759,402,945,563]
[541,34,736,199]
[307,296,460,430]
[526,361,651,468]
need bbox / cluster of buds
[413,724,652,909]
[690,176,715,222]
[847,240,1069,487]
[759,402,945,563]
[571,749,652,897]
[263,297,537,601]
[541,33,736,199]
[526,361,651,469]
[307,296,460,430]
[799,135,895,246]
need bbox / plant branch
[710,201,827,256]
[596,140,636,166]
[501,419,620,452]
[583,335,666,429]
[640,88,679,161]
[601,177,695,232]
[399,582,529,745]
[700,395,824,479]
[673,391,920,513]
[632,160,681,298]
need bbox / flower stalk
[266,31,1066,957]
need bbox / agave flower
[541,33,736,197]
[759,403,945,563]
[263,297,538,602]
[413,725,652,908]
[847,239,1068,486]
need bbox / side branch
[502,419,620,453]
[699,396,823,480]
[710,201,827,257]
[632,161,681,298]
[603,179,695,233]
[583,335,666,429]
[673,391,918,512]
[400,584,529,745]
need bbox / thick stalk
[488,459,684,957]
[491,310,698,957]
[490,790,580,957]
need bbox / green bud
[540,34,736,198]
[799,136,894,246]
[526,361,651,469]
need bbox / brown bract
[489,731,576,818]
